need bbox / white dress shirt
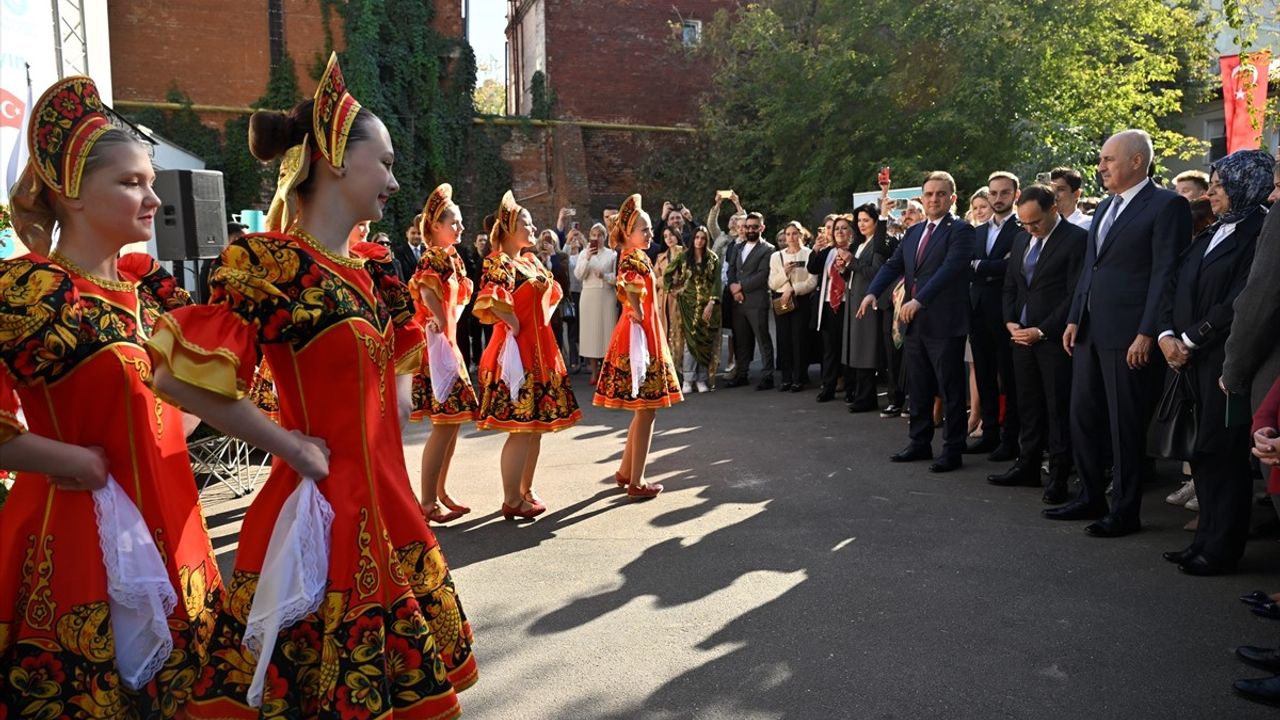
[1067,208,1093,230]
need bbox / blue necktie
[1020,237,1042,325]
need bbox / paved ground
[203,372,1280,719]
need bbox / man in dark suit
[726,212,777,389]
[860,171,976,472]
[1223,172,1280,409]
[1047,129,1190,537]
[988,185,1087,503]
[967,171,1023,460]
[392,213,426,284]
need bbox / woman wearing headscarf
[474,191,582,519]
[1157,148,1275,576]
[574,222,619,384]
[665,225,723,391]
[1,75,220,719]
[148,54,477,717]
[594,194,683,498]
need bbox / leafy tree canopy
[691,0,1216,218]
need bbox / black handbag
[1147,369,1198,461]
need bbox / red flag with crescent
[0,88,24,129]
[1220,51,1271,154]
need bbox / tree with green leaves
[687,0,1215,220]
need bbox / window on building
[681,20,702,47]
[1206,118,1227,163]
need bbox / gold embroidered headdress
[313,52,362,169]
[489,191,524,248]
[420,183,455,235]
[9,76,117,254]
[608,194,643,248]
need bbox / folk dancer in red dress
[593,194,684,498]
[409,183,480,524]
[147,54,478,718]
[0,76,222,719]
[473,191,582,519]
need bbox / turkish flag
[0,88,24,129]
[1220,51,1271,154]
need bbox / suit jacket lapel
[1098,182,1154,259]
[920,216,953,267]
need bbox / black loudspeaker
[153,169,227,260]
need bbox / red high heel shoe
[440,495,472,516]
[614,472,630,488]
[501,500,546,520]
[626,483,663,499]
[421,503,464,524]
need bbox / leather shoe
[724,377,747,388]
[1084,515,1140,538]
[1178,554,1235,576]
[987,464,1041,487]
[1041,480,1069,505]
[1253,603,1280,621]
[1234,674,1280,708]
[1041,500,1107,521]
[929,456,962,473]
[987,444,1019,462]
[1242,591,1275,607]
[756,377,775,391]
[964,437,999,455]
[1161,547,1198,565]
[890,445,933,463]
[816,390,835,402]
[1238,646,1280,673]
[848,402,877,414]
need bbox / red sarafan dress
[409,246,479,424]
[594,248,684,409]
[0,252,222,720]
[473,252,582,432]
[147,232,477,719]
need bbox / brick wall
[110,0,461,118]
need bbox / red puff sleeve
[145,237,293,401]
[351,240,424,375]
[472,252,515,325]
[615,248,650,301]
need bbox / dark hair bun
[482,213,497,234]
[248,99,314,161]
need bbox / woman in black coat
[841,204,889,412]
[1158,148,1275,576]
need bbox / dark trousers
[879,309,906,407]
[458,309,488,367]
[850,368,877,409]
[905,334,968,459]
[1190,427,1253,564]
[1012,340,1073,466]
[818,306,844,393]
[1070,333,1155,523]
[732,302,774,381]
[775,297,812,385]
[970,303,1020,446]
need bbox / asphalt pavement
[203,370,1280,719]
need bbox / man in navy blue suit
[859,171,976,472]
[1045,129,1190,537]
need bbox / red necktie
[828,257,846,311]
[915,222,935,265]
[912,222,935,296]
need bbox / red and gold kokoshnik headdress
[490,190,523,247]
[313,52,362,169]
[422,183,455,230]
[28,76,116,200]
[609,194,643,248]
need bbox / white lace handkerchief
[629,322,649,398]
[244,478,333,708]
[500,333,525,402]
[427,330,459,405]
[93,476,178,690]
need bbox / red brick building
[499,0,734,222]
[109,0,463,121]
